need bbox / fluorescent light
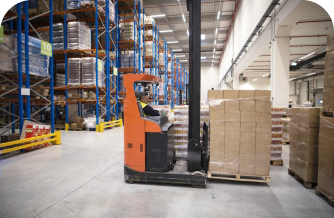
[201,57,206,59]
[159,30,173,33]
[212,63,213,67]
[253,79,257,81]
[187,30,189,36]
[262,73,269,77]
[201,34,205,40]
[214,40,216,45]
[306,73,316,76]
[215,28,218,34]
[217,11,220,20]
[167,41,178,44]
[289,78,296,81]
[182,14,185,22]
[173,49,182,51]
[151,14,165,18]
[300,52,315,60]
[212,55,215,58]
[213,48,215,52]
[176,55,185,57]
[291,62,297,66]
[180,60,187,62]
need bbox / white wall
[238,78,270,90]
[201,66,219,102]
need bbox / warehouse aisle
[0,129,333,218]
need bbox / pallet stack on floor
[282,117,291,144]
[207,90,271,183]
[289,107,321,188]
[271,108,283,166]
[315,33,334,207]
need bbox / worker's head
[139,93,149,104]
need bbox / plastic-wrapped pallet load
[145,42,153,56]
[123,22,137,41]
[68,58,82,85]
[67,22,91,50]
[121,54,130,68]
[282,117,291,143]
[56,73,66,87]
[324,33,334,110]
[53,23,65,51]
[290,107,321,184]
[271,108,283,161]
[208,90,272,176]
[173,105,210,158]
[82,57,105,87]
[0,35,17,72]
[68,0,82,10]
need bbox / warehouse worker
[139,93,160,117]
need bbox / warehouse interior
[0,0,334,217]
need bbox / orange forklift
[123,0,208,187]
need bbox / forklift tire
[191,171,207,188]
[127,180,134,184]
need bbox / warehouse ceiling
[242,3,333,80]
[143,0,237,68]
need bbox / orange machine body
[123,74,162,172]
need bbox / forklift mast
[187,0,202,172]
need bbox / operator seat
[135,91,145,117]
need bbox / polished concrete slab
[0,128,333,218]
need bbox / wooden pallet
[270,159,283,166]
[321,109,334,118]
[315,186,334,207]
[207,172,270,183]
[288,168,316,189]
[282,140,290,145]
[55,127,65,130]
[69,127,83,131]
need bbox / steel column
[95,0,99,127]
[49,0,54,132]
[24,1,30,121]
[64,0,69,130]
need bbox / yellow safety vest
[139,101,147,116]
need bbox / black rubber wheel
[128,180,134,184]
[191,171,207,188]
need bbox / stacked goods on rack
[53,24,65,51]
[323,33,334,110]
[121,54,130,68]
[56,73,66,87]
[282,117,291,144]
[158,82,165,96]
[123,22,137,41]
[145,41,154,57]
[173,105,209,158]
[0,34,50,77]
[82,57,105,87]
[67,22,91,50]
[271,108,283,161]
[68,58,82,86]
[208,90,272,176]
[290,107,321,185]
[145,16,155,26]
[159,53,164,65]
[68,0,82,10]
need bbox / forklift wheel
[127,180,134,184]
[191,171,207,188]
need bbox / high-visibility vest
[139,101,147,117]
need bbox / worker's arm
[143,105,160,116]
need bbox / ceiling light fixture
[167,41,178,44]
[214,40,216,45]
[201,57,206,59]
[212,55,215,58]
[159,30,173,33]
[253,79,257,81]
[151,14,166,18]
[180,60,188,62]
[306,73,316,76]
[187,30,189,36]
[291,62,297,66]
[299,52,315,60]
[289,78,296,81]
[173,49,182,51]
[217,11,220,20]
[215,28,218,34]
[182,14,186,22]
[213,48,215,52]
[262,73,269,77]
[176,55,185,57]
[201,34,205,40]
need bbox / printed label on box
[113,67,118,76]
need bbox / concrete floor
[0,128,333,218]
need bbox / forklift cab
[123,74,208,187]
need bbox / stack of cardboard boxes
[271,108,283,161]
[290,108,321,183]
[282,117,291,143]
[317,33,334,197]
[208,90,272,176]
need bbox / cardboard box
[209,102,224,112]
[240,154,255,165]
[241,112,256,123]
[297,162,318,183]
[298,127,319,164]
[255,143,271,155]
[225,100,239,112]
[210,111,225,121]
[210,121,224,142]
[240,133,256,147]
[319,153,334,178]
[224,162,239,175]
[323,87,334,110]
[225,122,240,132]
[209,162,224,174]
[254,90,271,102]
[318,170,334,197]
[255,101,271,112]
[224,90,239,100]
[324,69,334,88]
[239,90,255,101]
[319,135,334,158]
[225,112,240,122]
[255,165,270,176]
[239,101,255,112]
[298,108,321,128]
[256,112,272,123]
[225,135,240,154]
[9,133,20,142]
[71,123,78,129]
[241,122,256,133]
[319,116,334,139]
[239,164,255,175]
[325,51,334,71]
[256,122,272,134]
[208,90,224,100]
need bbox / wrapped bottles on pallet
[68,58,82,85]
[67,22,91,50]
[271,108,283,161]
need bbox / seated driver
[139,93,160,116]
